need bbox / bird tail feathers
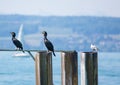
[53,52,56,57]
[22,50,25,53]
[21,47,25,53]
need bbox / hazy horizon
[0,0,120,17]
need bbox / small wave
[0,72,14,75]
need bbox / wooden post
[61,51,78,85]
[35,52,53,85]
[81,52,98,85]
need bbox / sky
[0,0,120,17]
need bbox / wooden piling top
[81,51,97,53]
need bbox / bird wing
[45,40,54,51]
[13,38,23,49]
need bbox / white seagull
[90,44,99,51]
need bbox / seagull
[10,32,24,53]
[42,31,56,56]
[90,44,99,51]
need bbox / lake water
[0,52,120,85]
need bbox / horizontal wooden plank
[0,49,75,52]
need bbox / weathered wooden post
[81,52,98,85]
[35,52,53,85]
[61,51,78,85]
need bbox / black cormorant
[10,32,24,53]
[42,31,56,56]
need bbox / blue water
[0,52,120,85]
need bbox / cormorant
[42,31,56,56]
[10,32,24,53]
